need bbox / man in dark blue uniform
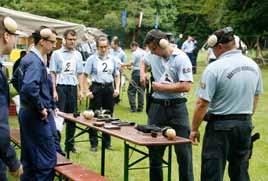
[0,15,23,180]
[17,27,57,180]
[190,27,263,181]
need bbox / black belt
[92,82,113,87]
[151,98,187,107]
[204,113,251,121]
[57,84,76,87]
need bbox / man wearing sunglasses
[190,27,263,181]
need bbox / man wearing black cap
[0,15,23,180]
[190,27,263,181]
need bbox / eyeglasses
[66,38,77,41]
[99,45,108,49]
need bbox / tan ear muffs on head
[40,28,56,42]
[3,16,18,35]
[159,38,169,49]
[207,34,218,48]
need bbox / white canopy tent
[0,7,105,40]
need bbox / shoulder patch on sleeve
[183,67,192,73]
[200,81,206,89]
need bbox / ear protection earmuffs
[3,16,18,35]
[159,38,169,49]
[207,34,218,47]
[40,28,53,39]
[147,30,170,49]
[207,26,234,48]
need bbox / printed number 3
[102,62,108,72]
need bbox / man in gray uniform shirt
[83,36,120,152]
[50,29,84,153]
[190,27,263,181]
[126,41,146,112]
[141,29,194,181]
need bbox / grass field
[8,51,268,181]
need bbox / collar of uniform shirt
[217,49,240,60]
[98,53,109,61]
[62,46,75,52]
[30,47,46,64]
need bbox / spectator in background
[207,47,216,64]
[12,50,26,75]
[123,41,146,112]
[77,33,97,62]
[181,35,197,74]
[110,36,127,104]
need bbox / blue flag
[154,13,159,29]
[121,10,127,28]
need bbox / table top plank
[57,112,191,146]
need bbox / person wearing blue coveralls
[83,36,120,152]
[125,41,146,112]
[140,29,194,181]
[190,27,263,181]
[18,27,57,180]
[110,36,127,104]
[0,15,23,181]
[50,29,84,153]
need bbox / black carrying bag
[135,124,162,133]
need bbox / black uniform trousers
[89,82,114,148]
[201,119,252,181]
[186,52,196,74]
[127,70,144,111]
[56,85,78,151]
[147,100,194,181]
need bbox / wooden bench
[55,164,109,181]
[10,128,109,181]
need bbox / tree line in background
[2,0,268,53]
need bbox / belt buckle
[164,100,171,107]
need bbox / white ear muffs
[3,16,17,34]
[159,39,169,49]
[40,28,53,39]
[207,34,218,48]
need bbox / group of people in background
[0,15,263,181]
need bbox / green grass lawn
[8,51,268,181]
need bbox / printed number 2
[102,62,108,72]
[64,62,71,72]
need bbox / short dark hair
[96,35,109,47]
[111,36,120,45]
[63,29,76,39]
[144,29,167,46]
[214,27,234,45]
[130,41,139,47]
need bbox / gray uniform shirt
[132,48,146,70]
[197,49,263,114]
[83,53,120,83]
[144,48,193,99]
[49,47,83,86]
